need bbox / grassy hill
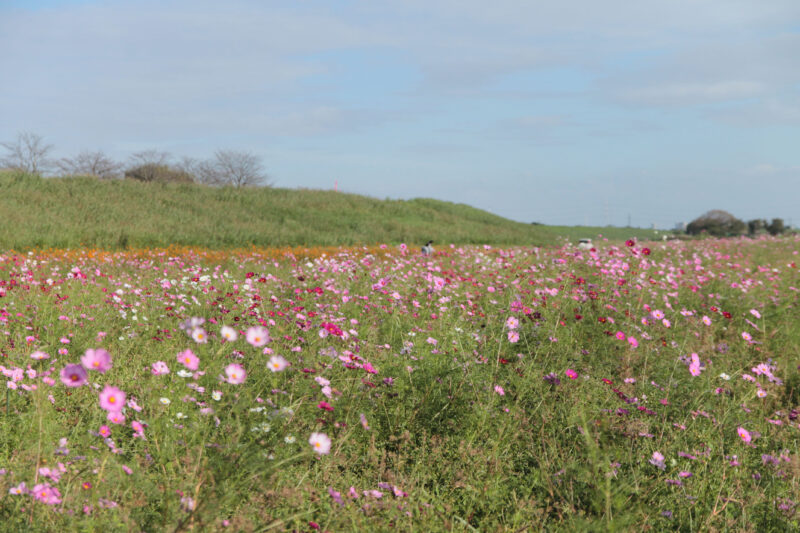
[0,172,540,249]
[0,171,662,249]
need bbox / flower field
[1,237,799,531]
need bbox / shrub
[686,210,746,237]
[124,163,194,183]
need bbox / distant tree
[177,156,219,186]
[686,210,746,237]
[747,219,768,236]
[767,218,785,236]
[0,131,54,175]
[124,150,193,183]
[209,150,270,188]
[57,150,122,179]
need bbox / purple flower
[60,364,87,387]
[543,373,561,386]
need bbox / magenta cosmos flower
[224,363,246,384]
[309,432,331,455]
[99,385,126,412]
[737,427,752,443]
[177,349,199,371]
[245,326,269,347]
[60,364,88,387]
[81,348,112,373]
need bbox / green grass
[0,171,666,249]
[0,237,798,530]
[542,224,665,243]
[0,171,549,249]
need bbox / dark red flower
[626,239,635,247]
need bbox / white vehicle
[577,239,593,250]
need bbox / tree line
[0,131,270,187]
[686,210,789,237]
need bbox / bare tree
[177,156,219,186]
[57,150,122,179]
[211,149,270,188]
[0,131,55,175]
[128,149,171,168]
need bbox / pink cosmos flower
[99,385,126,412]
[224,363,246,385]
[151,361,170,375]
[309,432,331,455]
[99,425,111,437]
[8,481,27,495]
[81,348,112,373]
[507,330,519,343]
[191,328,208,344]
[627,336,638,348]
[494,385,505,396]
[30,350,49,360]
[131,420,146,438]
[220,325,238,342]
[749,309,761,319]
[565,369,578,380]
[649,451,666,470]
[268,355,288,372]
[245,326,269,347]
[177,349,199,371]
[107,411,125,425]
[737,427,752,443]
[60,364,88,388]
[506,316,519,329]
[615,331,626,341]
[702,315,712,326]
[742,332,752,342]
[32,483,62,505]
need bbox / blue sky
[1,0,798,228]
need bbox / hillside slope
[0,173,557,249]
